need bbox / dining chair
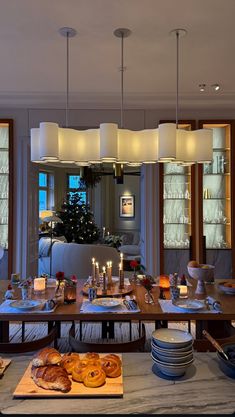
[68,321,146,353]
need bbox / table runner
[80,300,140,314]
[158,299,221,314]
[0,299,58,314]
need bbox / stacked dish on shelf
[151,328,194,377]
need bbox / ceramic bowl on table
[187,264,215,282]
[152,328,193,349]
[151,349,193,364]
[151,353,194,377]
[151,340,193,356]
[217,281,235,295]
[216,342,235,378]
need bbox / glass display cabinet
[159,121,196,275]
[0,120,13,279]
[198,120,235,278]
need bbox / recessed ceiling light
[199,83,206,92]
[211,83,220,91]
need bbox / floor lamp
[42,214,63,278]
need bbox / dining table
[0,351,234,414]
[0,277,235,344]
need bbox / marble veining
[0,352,234,415]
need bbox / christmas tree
[54,192,100,244]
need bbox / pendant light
[159,28,213,164]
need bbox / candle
[178,285,188,298]
[95,262,100,287]
[107,261,112,288]
[107,231,110,236]
[102,266,107,294]
[120,252,123,271]
[34,277,46,293]
[119,262,124,289]
[102,227,105,238]
[91,258,96,284]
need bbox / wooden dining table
[0,278,235,343]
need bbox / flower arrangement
[130,259,145,275]
[140,275,155,291]
[56,271,77,288]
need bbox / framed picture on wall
[119,195,135,218]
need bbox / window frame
[67,173,87,204]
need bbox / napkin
[158,299,221,314]
[205,296,222,312]
[80,300,140,314]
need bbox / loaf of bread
[32,347,62,367]
[31,365,71,392]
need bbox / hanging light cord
[66,31,69,128]
[176,29,179,129]
[120,32,124,129]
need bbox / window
[67,174,87,204]
[39,171,54,211]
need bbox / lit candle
[34,277,46,293]
[107,261,112,288]
[95,262,100,287]
[120,252,123,271]
[102,266,107,294]
[102,227,105,238]
[107,231,110,236]
[119,262,124,289]
[178,285,188,297]
[91,258,95,284]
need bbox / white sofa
[118,231,141,260]
[38,238,120,279]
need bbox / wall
[2,106,235,277]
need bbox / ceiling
[1,0,235,109]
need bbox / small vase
[144,290,154,304]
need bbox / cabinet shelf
[164,173,191,176]
[203,173,230,176]
[164,198,191,201]
[203,222,230,225]
[213,147,230,151]
[164,222,191,225]
[203,198,230,200]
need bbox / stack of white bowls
[151,328,194,377]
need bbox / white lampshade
[158,123,176,161]
[177,129,213,163]
[30,128,40,162]
[43,215,63,224]
[118,128,158,163]
[59,128,77,163]
[100,123,118,162]
[39,122,59,161]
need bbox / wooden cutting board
[0,358,11,377]
[13,353,123,398]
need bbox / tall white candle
[91,258,95,284]
[95,262,100,286]
[34,277,46,292]
[107,261,112,287]
[102,227,105,238]
[120,252,123,271]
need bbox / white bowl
[152,328,193,348]
[151,339,193,354]
[187,265,215,282]
[151,341,193,356]
[151,353,194,377]
[151,349,193,364]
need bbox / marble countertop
[0,352,234,415]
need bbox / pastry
[101,355,122,378]
[84,352,100,361]
[31,365,71,392]
[83,365,106,388]
[32,347,62,367]
[60,353,80,374]
[103,354,122,366]
[0,357,3,368]
[72,360,90,382]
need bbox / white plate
[91,297,122,308]
[172,299,205,311]
[10,299,44,310]
[152,328,193,348]
[218,282,235,295]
